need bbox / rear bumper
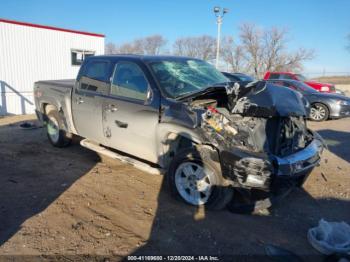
[220,132,324,191]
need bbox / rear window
[279,74,294,80]
[269,73,294,80]
[82,61,110,82]
[269,73,280,79]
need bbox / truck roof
[87,54,203,63]
[266,71,295,75]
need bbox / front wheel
[310,103,329,121]
[167,147,233,210]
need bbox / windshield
[149,59,228,98]
[295,74,308,81]
[293,81,318,93]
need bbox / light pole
[213,6,229,69]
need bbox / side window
[287,83,298,90]
[269,73,280,79]
[111,62,149,101]
[83,61,110,82]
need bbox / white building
[0,18,105,115]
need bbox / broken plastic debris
[225,82,240,95]
[308,219,350,255]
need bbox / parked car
[268,79,350,121]
[263,72,336,93]
[34,55,324,210]
[222,72,255,82]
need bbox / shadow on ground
[130,146,350,261]
[129,178,350,261]
[317,129,350,163]
[0,120,100,246]
[0,118,349,261]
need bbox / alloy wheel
[174,162,213,205]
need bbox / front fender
[156,123,203,168]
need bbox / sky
[1,0,350,74]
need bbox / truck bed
[35,79,75,89]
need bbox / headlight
[320,86,330,92]
[335,100,350,106]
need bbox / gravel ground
[0,115,349,261]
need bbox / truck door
[72,60,111,143]
[102,61,160,163]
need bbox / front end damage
[187,81,324,193]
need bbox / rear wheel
[46,108,72,147]
[167,147,233,210]
[310,103,329,121]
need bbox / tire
[167,147,233,210]
[310,103,329,121]
[46,109,72,147]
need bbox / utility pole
[213,6,229,69]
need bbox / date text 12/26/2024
[127,256,220,261]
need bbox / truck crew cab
[34,55,324,210]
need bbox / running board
[80,139,163,175]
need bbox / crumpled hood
[229,81,307,117]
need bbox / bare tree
[140,35,167,55]
[262,27,288,72]
[116,35,167,55]
[118,42,143,54]
[221,36,247,72]
[239,23,314,78]
[173,35,216,60]
[275,48,315,72]
[105,42,118,54]
[239,23,265,77]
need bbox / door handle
[115,120,128,128]
[106,104,118,113]
[76,97,84,104]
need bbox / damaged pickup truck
[34,55,324,210]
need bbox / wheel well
[311,102,329,111]
[43,104,57,115]
[162,133,196,167]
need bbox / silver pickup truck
[34,55,324,210]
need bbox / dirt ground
[0,115,349,261]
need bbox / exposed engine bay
[186,81,318,190]
[190,81,313,156]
